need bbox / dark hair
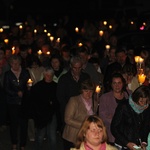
[80,78,95,93]
[110,72,127,92]
[76,44,91,55]
[132,85,150,103]
[121,63,137,76]
[27,54,42,68]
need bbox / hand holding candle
[27,78,33,87]
[96,85,101,94]
[138,74,146,85]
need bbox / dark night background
[0,0,150,24]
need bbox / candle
[103,21,107,25]
[56,38,60,43]
[19,25,23,29]
[34,29,37,34]
[46,51,50,55]
[47,33,51,37]
[50,36,54,42]
[99,30,104,36]
[75,27,79,33]
[105,44,110,51]
[37,50,42,55]
[134,56,141,63]
[96,85,101,93]
[78,42,83,47]
[139,57,144,63]
[4,39,9,44]
[27,78,33,86]
[138,74,146,85]
[109,25,112,29]
[0,28,3,32]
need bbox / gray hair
[70,56,83,66]
[43,67,54,76]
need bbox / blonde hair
[75,115,107,148]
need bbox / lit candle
[34,29,37,34]
[95,85,101,93]
[134,56,140,63]
[109,25,112,29]
[44,29,47,33]
[103,21,107,25]
[12,46,15,54]
[78,42,83,47]
[50,36,54,42]
[27,78,33,86]
[19,25,23,29]
[138,74,146,85]
[131,21,134,25]
[4,39,9,44]
[37,50,42,55]
[75,27,79,33]
[56,38,60,43]
[47,33,51,37]
[46,51,50,55]
[139,57,144,63]
[99,30,104,36]
[0,28,3,32]
[105,44,110,51]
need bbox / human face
[44,72,53,83]
[85,122,103,147]
[138,97,148,106]
[111,77,124,93]
[116,52,127,65]
[51,58,60,71]
[82,89,93,100]
[78,52,89,64]
[10,59,21,71]
[71,62,82,76]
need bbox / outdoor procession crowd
[1,14,150,150]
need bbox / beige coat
[70,142,118,150]
[62,95,98,144]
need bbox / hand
[141,142,147,150]
[18,91,23,98]
[127,142,137,150]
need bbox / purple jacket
[98,90,132,143]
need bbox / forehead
[112,77,122,82]
[89,122,99,129]
[11,59,20,64]
[72,62,82,67]
[116,52,126,57]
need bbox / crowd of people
[0,14,150,150]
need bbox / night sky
[0,0,150,24]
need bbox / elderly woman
[62,78,98,150]
[3,54,30,150]
[111,85,150,150]
[71,115,117,150]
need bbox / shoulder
[100,91,113,99]
[69,95,80,103]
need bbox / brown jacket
[62,95,98,144]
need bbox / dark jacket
[56,69,90,124]
[111,100,149,147]
[30,79,58,129]
[3,68,30,105]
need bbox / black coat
[29,79,58,129]
[111,100,149,147]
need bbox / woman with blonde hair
[71,115,117,150]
